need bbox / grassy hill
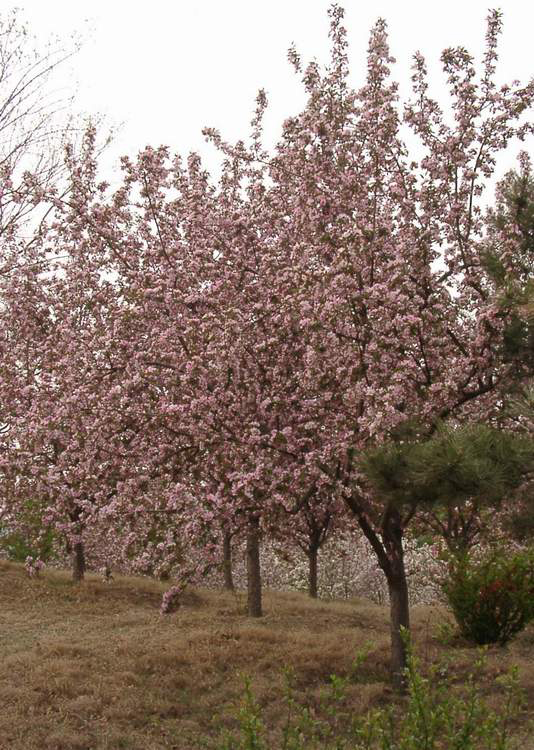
[1,560,533,749]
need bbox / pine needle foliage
[359,424,533,511]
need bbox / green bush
[0,525,55,563]
[215,634,525,749]
[442,548,534,645]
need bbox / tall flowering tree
[48,138,272,599]
[0,131,130,580]
[57,122,339,614]
[194,6,534,683]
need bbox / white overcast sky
[7,0,534,182]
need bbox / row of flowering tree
[1,6,533,687]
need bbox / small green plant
[348,642,372,682]
[217,674,267,750]
[434,619,457,647]
[442,548,534,645]
[216,632,525,749]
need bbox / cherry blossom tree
[0,130,129,580]
[192,6,534,683]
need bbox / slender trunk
[246,517,262,617]
[72,540,85,583]
[344,494,411,690]
[222,531,235,591]
[381,515,411,691]
[307,545,319,598]
[386,568,410,689]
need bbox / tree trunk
[307,545,319,598]
[72,540,85,583]
[222,531,235,591]
[386,569,410,689]
[343,494,411,690]
[246,517,262,617]
[382,518,411,692]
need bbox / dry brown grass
[1,559,533,749]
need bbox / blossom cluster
[160,584,183,614]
